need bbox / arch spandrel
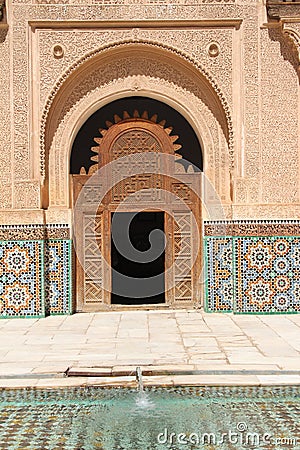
[46,42,233,208]
[43,42,232,158]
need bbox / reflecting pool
[0,386,299,449]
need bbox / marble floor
[0,310,300,387]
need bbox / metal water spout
[136,366,144,392]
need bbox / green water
[0,386,299,449]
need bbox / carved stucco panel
[15,181,40,209]
[37,29,133,109]
[37,28,234,111]
[232,205,300,220]
[243,14,260,180]
[12,7,31,183]
[0,30,12,209]
[247,178,260,204]
[33,0,235,4]
[13,3,242,22]
[8,3,241,211]
[217,131,231,204]
[235,178,247,204]
[49,75,229,208]
[235,178,260,204]
[282,23,300,62]
[13,0,236,5]
[56,56,227,130]
[260,28,299,204]
[0,182,12,210]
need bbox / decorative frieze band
[204,220,300,237]
[0,224,70,241]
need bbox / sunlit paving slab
[256,375,300,385]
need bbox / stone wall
[0,0,299,315]
[0,1,296,214]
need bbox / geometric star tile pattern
[44,240,73,315]
[1,222,300,317]
[204,237,233,312]
[0,240,45,318]
[234,236,300,313]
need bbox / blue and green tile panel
[205,220,300,314]
[0,224,72,318]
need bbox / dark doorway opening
[111,212,165,305]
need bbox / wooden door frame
[72,115,202,311]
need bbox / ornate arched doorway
[72,105,202,311]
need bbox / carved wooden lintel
[266,2,300,65]
[267,2,300,20]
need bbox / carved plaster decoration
[87,109,183,175]
[0,182,12,210]
[260,27,299,205]
[41,40,235,181]
[52,44,65,59]
[282,24,300,66]
[243,16,260,180]
[0,28,12,210]
[48,74,230,208]
[207,42,220,57]
[34,0,236,3]
[266,2,300,66]
[12,6,31,185]
[267,3,300,21]
[232,205,300,221]
[37,28,234,111]
[15,182,40,209]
